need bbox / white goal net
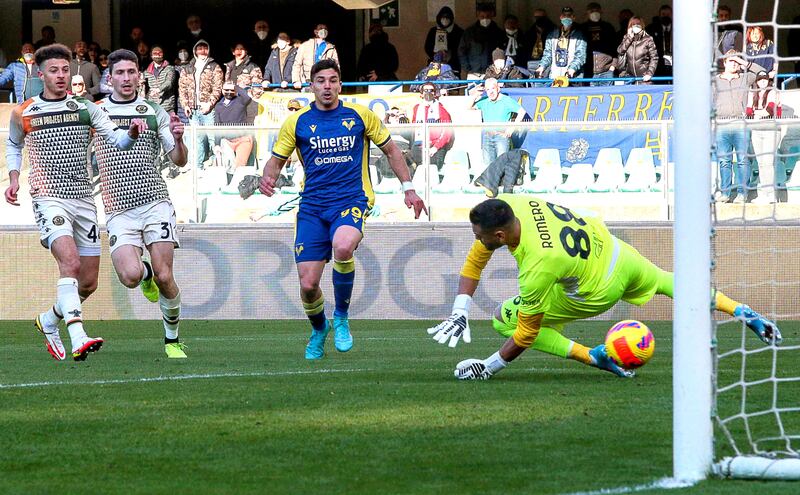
[707,0,800,480]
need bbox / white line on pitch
[557,477,695,495]
[0,368,374,390]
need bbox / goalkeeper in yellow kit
[427,194,782,380]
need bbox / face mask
[423,91,435,102]
[589,12,601,22]
[277,39,288,49]
[631,26,643,34]
[493,59,505,70]
[317,29,328,39]
[505,28,517,35]
[23,53,34,62]
[661,16,671,25]
[178,51,189,61]
[256,30,268,41]
[191,29,201,35]
[479,19,492,28]
[561,18,573,28]
[151,56,163,64]
[440,18,451,27]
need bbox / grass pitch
[1,320,798,495]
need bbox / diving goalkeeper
[428,194,782,380]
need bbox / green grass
[0,320,798,495]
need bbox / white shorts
[32,197,100,257]
[106,200,180,254]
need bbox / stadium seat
[412,164,441,192]
[652,162,674,192]
[557,163,595,193]
[374,177,401,194]
[521,148,562,193]
[620,148,657,192]
[434,149,470,193]
[590,150,626,192]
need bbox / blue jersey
[272,101,391,208]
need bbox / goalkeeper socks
[159,291,181,340]
[303,295,327,331]
[567,343,592,365]
[656,269,674,298]
[531,327,573,359]
[42,304,62,328]
[714,290,740,315]
[332,258,355,318]
[57,278,88,343]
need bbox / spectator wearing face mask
[143,45,177,113]
[500,15,530,68]
[645,5,673,83]
[248,19,273,70]
[180,14,216,58]
[245,79,265,124]
[174,42,191,70]
[178,39,224,168]
[524,9,556,72]
[582,2,617,85]
[616,17,658,84]
[292,23,339,89]
[483,48,528,87]
[410,82,453,174]
[264,32,298,91]
[458,3,505,78]
[0,42,43,103]
[424,6,463,74]
[226,42,263,90]
[357,23,399,82]
[535,7,587,80]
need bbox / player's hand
[404,190,428,219]
[128,118,146,139]
[427,310,471,347]
[259,175,277,196]
[4,183,20,206]
[454,358,492,380]
[169,113,185,140]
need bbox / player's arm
[380,138,428,219]
[258,155,288,197]
[86,101,139,150]
[427,240,494,347]
[4,106,24,206]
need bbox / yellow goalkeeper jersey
[461,193,616,317]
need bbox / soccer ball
[605,320,655,369]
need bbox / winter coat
[458,21,505,74]
[143,61,177,113]
[539,27,587,76]
[474,149,530,197]
[357,34,399,81]
[424,6,464,73]
[178,42,224,114]
[69,59,101,97]
[224,55,263,89]
[0,59,42,103]
[616,32,659,78]
[292,39,339,84]
[264,47,298,87]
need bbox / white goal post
[673,0,800,482]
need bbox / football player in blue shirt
[259,59,427,359]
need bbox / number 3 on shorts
[160,222,172,240]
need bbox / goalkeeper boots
[589,345,635,378]
[72,337,104,362]
[165,341,188,359]
[305,321,331,360]
[333,315,353,352]
[140,260,160,303]
[35,313,66,361]
[734,305,783,346]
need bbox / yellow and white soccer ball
[605,320,655,369]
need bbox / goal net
[675,0,800,481]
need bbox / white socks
[57,278,87,345]
[160,291,181,340]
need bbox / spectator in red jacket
[410,81,454,173]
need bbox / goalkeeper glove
[454,352,507,381]
[427,294,472,347]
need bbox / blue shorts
[294,201,368,263]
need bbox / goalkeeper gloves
[427,294,472,347]
[454,352,508,381]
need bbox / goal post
[672,0,714,482]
